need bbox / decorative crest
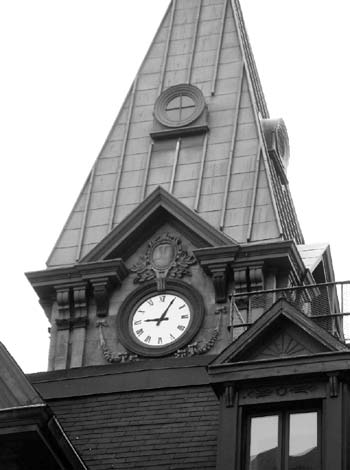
[130,233,196,290]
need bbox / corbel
[233,267,248,309]
[233,267,248,293]
[248,264,264,291]
[55,287,71,318]
[72,283,88,318]
[207,262,229,304]
[248,264,265,311]
[90,277,113,318]
[194,247,238,304]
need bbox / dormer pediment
[211,298,346,367]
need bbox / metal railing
[229,281,350,342]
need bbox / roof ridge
[231,0,269,118]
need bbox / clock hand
[156,297,176,326]
[144,318,169,322]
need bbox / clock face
[116,280,205,357]
[130,294,191,347]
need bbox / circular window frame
[154,84,206,128]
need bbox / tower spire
[47,0,303,269]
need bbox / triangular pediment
[81,186,237,262]
[211,298,347,366]
[0,342,43,410]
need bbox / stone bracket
[248,264,264,292]
[206,262,229,304]
[56,287,71,318]
[90,277,113,318]
[233,268,248,309]
[73,283,88,318]
[194,247,238,304]
[55,282,89,320]
[233,263,264,294]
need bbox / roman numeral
[179,304,186,309]
[145,336,151,343]
[177,325,185,331]
[134,320,142,325]
[147,299,154,306]
[181,314,189,319]
[136,329,144,336]
[170,334,176,340]
[138,310,145,314]
[158,337,162,345]
[159,295,166,302]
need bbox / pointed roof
[47,0,303,267]
[211,298,347,366]
[297,243,337,283]
[0,342,44,410]
[0,342,88,469]
[298,243,330,272]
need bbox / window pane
[249,415,279,470]
[181,96,193,107]
[166,96,180,110]
[166,109,180,121]
[288,412,320,470]
[181,106,194,120]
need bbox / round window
[154,84,206,128]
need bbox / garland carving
[96,320,139,363]
[174,306,224,357]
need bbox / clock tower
[15,1,350,470]
[26,0,311,370]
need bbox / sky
[0,0,349,373]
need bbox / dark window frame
[242,403,321,470]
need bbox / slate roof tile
[50,385,218,469]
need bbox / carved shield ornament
[150,241,176,270]
[130,233,196,290]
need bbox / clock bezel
[116,280,205,357]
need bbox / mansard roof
[47,0,303,267]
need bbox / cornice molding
[26,259,128,293]
[209,350,350,384]
[26,259,128,320]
